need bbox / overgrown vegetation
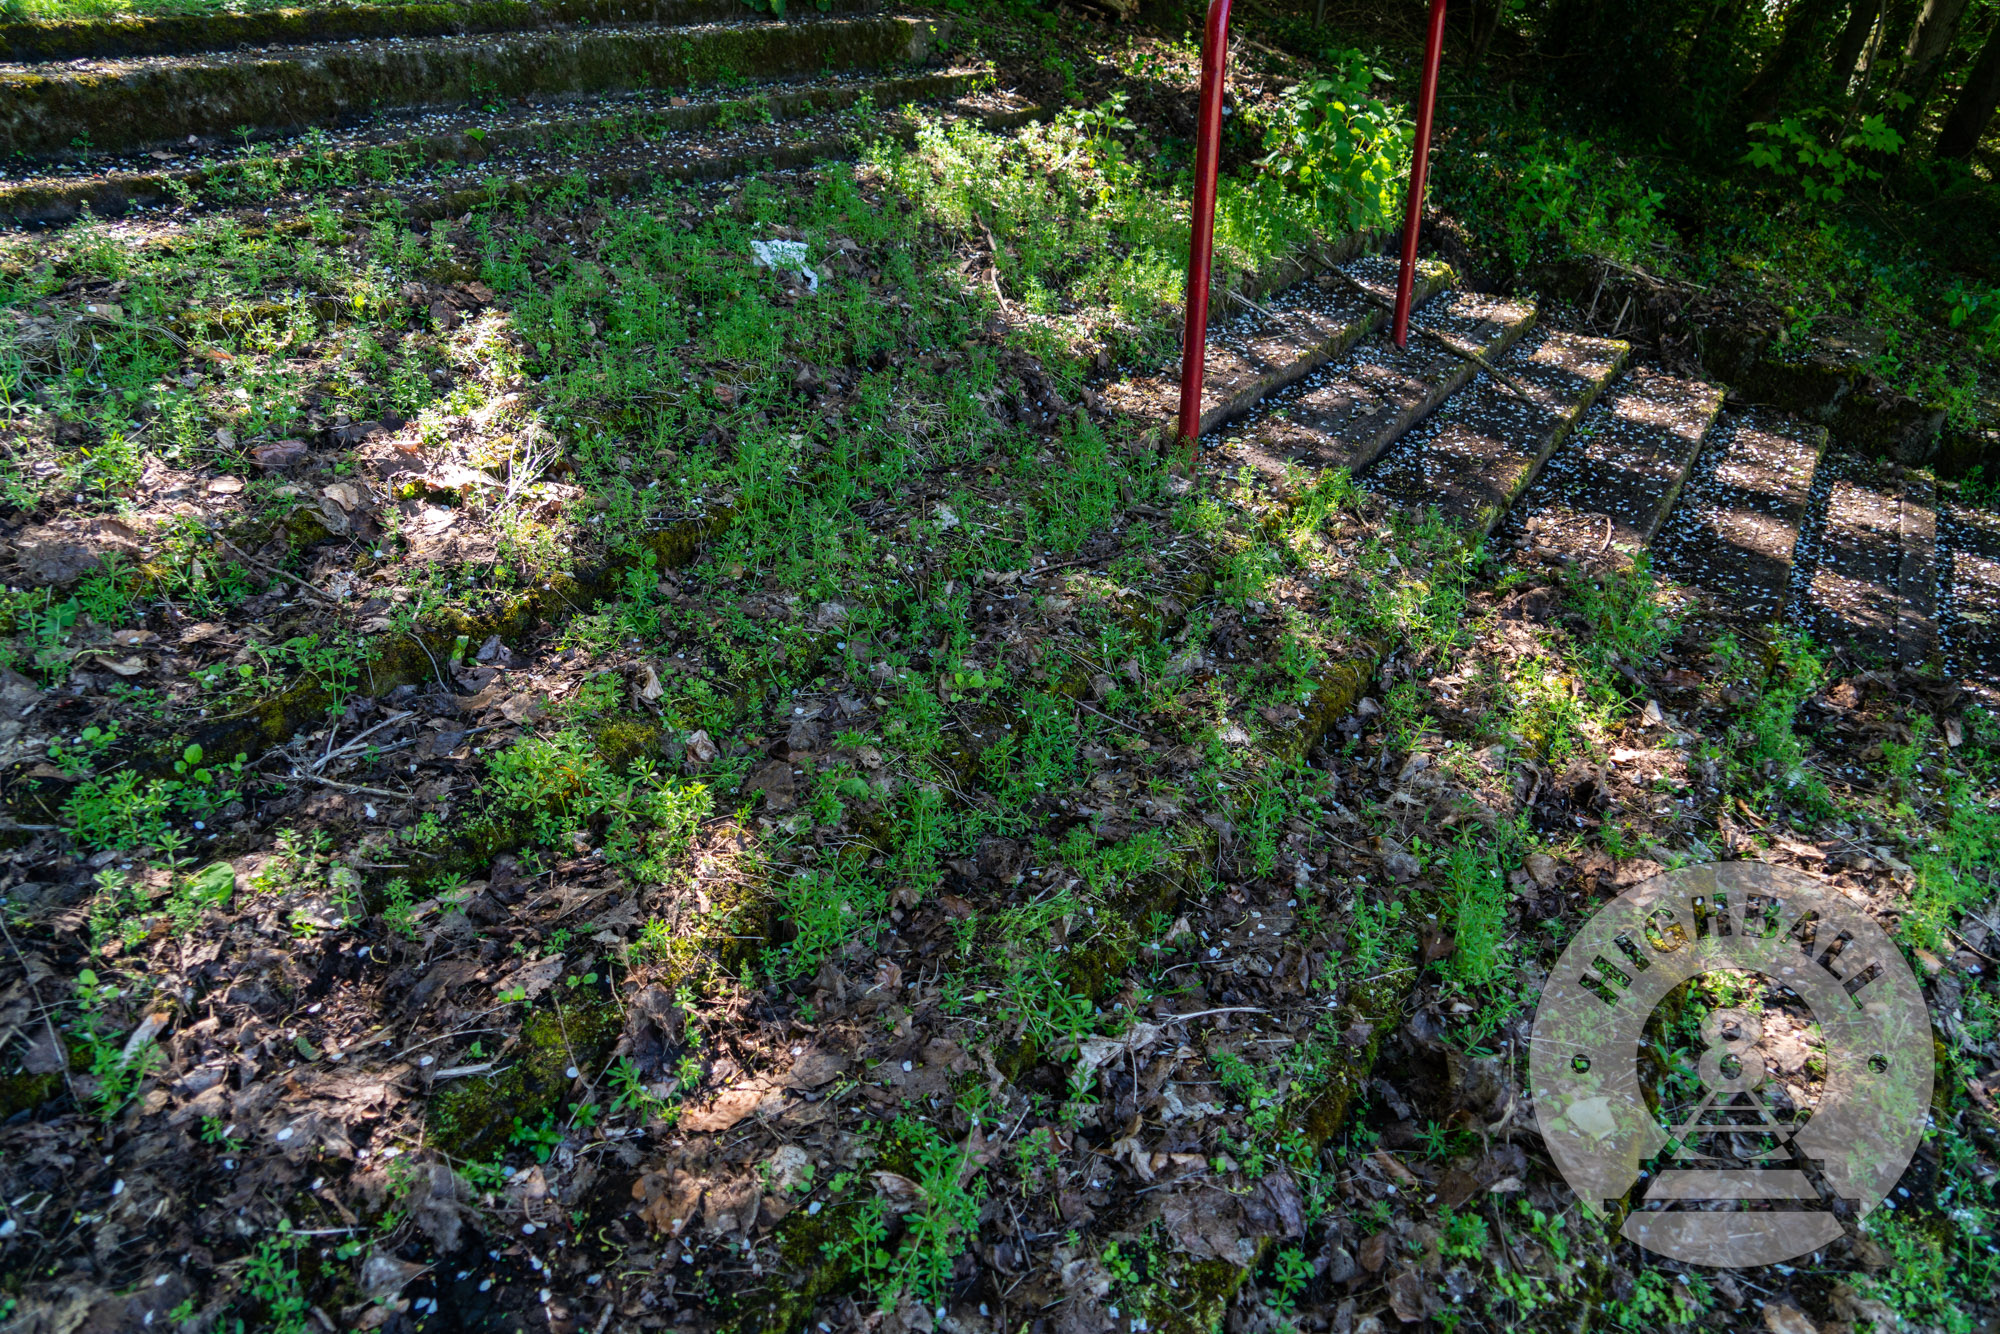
[0,0,1995,1331]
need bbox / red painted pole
[1175,0,1232,450]
[1391,0,1449,350]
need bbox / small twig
[403,630,449,688]
[217,538,341,605]
[1228,289,1280,321]
[1073,696,1148,738]
[432,1061,500,1081]
[298,773,411,800]
[0,913,80,1111]
[1157,1006,1269,1024]
[976,215,1012,313]
[390,1021,513,1063]
[312,710,416,774]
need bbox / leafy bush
[1742,108,1905,203]
[1250,48,1412,234]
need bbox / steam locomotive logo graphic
[1531,863,1932,1268]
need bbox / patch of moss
[429,992,620,1159]
[0,1070,63,1121]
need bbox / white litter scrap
[750,238,818,291]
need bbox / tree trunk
[1894,0,1974,134]
[1935,13,2000,156]
[1831,0,1883,90]
[1741,0,1854,121]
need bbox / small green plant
[508,1110,567,1163]
[1711,631,1831,814]
[46,722,119,779]
[1268,1245,1311,1315]
[821,1117,987,1313]
[239,1222,310,1334]
[1444,836,1510,991]
[381,877,421,940]
[72,968,159,1121]
[201,1115,246,1153]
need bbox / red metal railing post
[1175,0,1232,450]
[1391,0,1449,350]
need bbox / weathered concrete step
[1501,368,1724,562]
[1785,455,1940,670]
[1940,487,2000,694]
[1363,327,1631,534]
[0,66,986,225]
[1652,409,1828,622]
[0,13,943,158]
[1098,253,1453,446]
[1196,289,1537,495]
[1,0,879,65]
[381,91,1039,224]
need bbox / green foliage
[1743,109,1904,204]
[236,1223,310,1334]
[1443,836,1509,990]
[64,770,176,852]
[71,968,160,1121]
[1251,49,1413,234]
[483,730,710,876]
[1711,631,1832,814]
[1857,1170,2000,1334]
[822,1118,987,1313]
[1944,280,2000,358]
[872,109,1322,372]
[1898,713,2000,951]
[1436,118,1671,271]
[1565,554,1677,695]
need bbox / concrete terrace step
[1500,368,1724,563]
[1786,455,1940,670]
[377,85,1036,223]
[1940,488,2000,694]
[0,12,944,157]
[1096,254,1453,447]
[1196,289,1537,497]
[1652,409,1828,622]
[1363,326,1631,535]
[0,66,996,224]
[0,0,880,64]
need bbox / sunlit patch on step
[1652,409,1826,622]
[1362,326,1629,534]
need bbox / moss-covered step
[0,66,993,224]
[1194,289,1537,498]
[0,13,946,157]
[1097,251,1452,448]
[359,89,1038,223]
[1651,409,1829,623]
[0,0,879,64]
[1363,326,1633,535]
[1500,367,1726,562]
